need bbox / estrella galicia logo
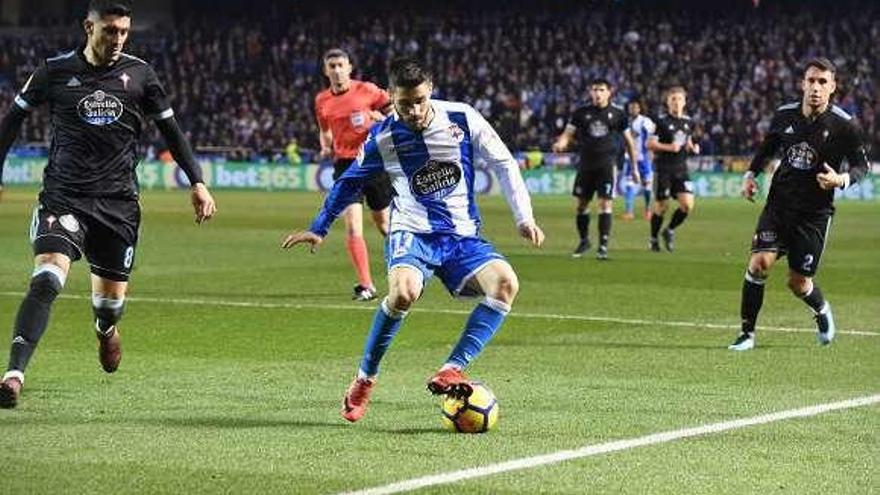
[411,159,461,199]
[786,142,818,170]
[77,90,123,125]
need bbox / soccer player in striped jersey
[621,100,656,220]
[283,57,544,422]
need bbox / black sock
[576,213,590,241]
[598,213,612,247]
[8,272,62,372]
[667,208,689,231]
[800,283,827,313]
[650,213,664,238]
[740,271,765,335]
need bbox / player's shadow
[143,415,350,429]
[580,341,728,350]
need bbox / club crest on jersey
[77,90,123,126]
[411,159,461,199]
[588,120,609,138]
[58,214,80,233]
[446,123,464,143]
[786,142,818,170]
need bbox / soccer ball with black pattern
[441,382,498,433]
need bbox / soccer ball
[441,382,499,433]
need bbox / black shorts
[30,194,140,281]
[572,167,615,200]
[655,171,694,201]
[751,204,832,277]
[333,159,393,211]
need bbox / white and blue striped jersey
[310,99,534,238]
[628,114,656,164]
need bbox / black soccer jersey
[653,115,694,174]
[749,102,869,213]
[14,48,174,200]
[567,104,627,168]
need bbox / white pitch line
[339,393,880,495]
[0,291,876,337]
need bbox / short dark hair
[88,0,132,17]
[322,48,349,63]
[590,78,612,89]
[805,57,836,75]
[666,85,687,97]
[388,57,432,89]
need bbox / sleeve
[15,63,50,112]
[370,83,391,111]
[141,65,174,121]
[840,122,869,187]
[653,118,669,143]
[616,109,628,133]
[314,94,330,132]
[565,108,582,132]
[468,106,535,227]
[154,116,204,185]
[748,112,783,176]
[644,117,657,136]
[308,129,385,236]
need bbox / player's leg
[640,161,653,219]
[428,238,510,396]
[649,175,670,251]
[1,253,71,408]
[621,160,636,219]
[786,216,835,344]
[342,203,376,301]
[661,190,695,252]
[596,167,615,260]
[1,205,83,408]
[572,170,593,257]
[730,206,781,351]
[90,276,126,373]
[729,251,777,351]
[343,232,433,422]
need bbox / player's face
[393,82,434,131]
[802,66,836,110]
[627,101,641,118]
[323,57,352,88]
[589,84,611,107]
[666,91,686,116]
[84,14,130,65]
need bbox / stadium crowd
[0,2,877,161]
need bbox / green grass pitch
[0,187,877,494]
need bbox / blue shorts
[386,231,506,298]
[622,159,653,181]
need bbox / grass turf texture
[0,188,877,494]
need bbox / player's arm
[647,136,680,153]
[742,113,783,201]
[469,108,544,247]
[0,64,49,200]
[817,123,870,190]
[314,96,334,160]
[686,135,700,155]
[282,131,384,251]
[143,65,215,223]
[369,84,393,120]
[551,125,576,153]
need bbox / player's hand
[518,221,545,247]
[689,142,701,155]
[281,230,324,253]
[670,142,683,153]
[190,183,217,224]
[816,163,843,190]
[551,141,565,153]
[741,173,758,202]
[631,170,641,185]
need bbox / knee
[29,264,66,302]
[786,275,810,296]
[490,272,520,305]
[388,278,421,311]
[92,295,125,332]
[747,259,771,279]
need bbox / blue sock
[624,183,636,215]
[445,297,511,369]
[642,187,652,213]
[358,298,407,378]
